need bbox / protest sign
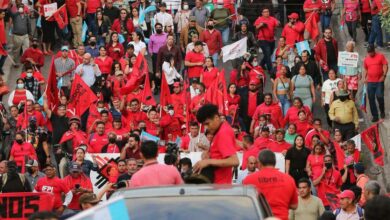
[337,51,359,67]
[43,2,57,17]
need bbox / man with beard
[251,93,283,131]
[120,134,141,160]
[328,90,358,140]
[315,28,338,81]
[24,159,45,189]
[236,156,257,184]
[0,160,32,192]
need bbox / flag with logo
[120,54,147,95]
[68,74,98,115]
[361,124,384,166]
[305,12,319,40]
[221,37,247,63]
[47,5,68,29]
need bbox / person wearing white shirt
[236,156,257,184]
[128,31,147,56]
[186,33,209,57]
[162,54,183,91]
[75,53,102,87]
[321,69,341,127]
[154,2,174,31]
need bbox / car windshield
[125,196,261,220]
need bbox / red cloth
[295,120,313,137]
[252,103,283,128]
[20,71,45,82]
[254,16,279,41]
[307,154,324,179]
[242,137,272,169]
[125,90,143,104]
[185,51,205,78]
[171,92,186,116]
[201,67,218,88]
[123,110,148,130]
[21,48,44,67]
[59,130,89,150]
[209,122,237,184]
[95,56,114,74]
[145,120,159,136]
[10,142,37,169]
[180,135,190,150]
[160,114,184,141]
[17,110,46,129]
[316,168,342,208]
[281,21,305,46]
[66,0,81,18]
[106,43,125,61]
[314,38,338,63]
[361,124,384,166]
[63,174,93,210]
[68,74,98,116]
[141,72,156,106]
[243,168,298,220]
[230,69,249,87]
[361,0,371,13]
[111,19,134,41]
[51,6,68,29]
[86,0,101,13]
[35,177,70,209]
[305,12,320,40]
[120,54,147,95]
[364,53,388,82]
[283,106,312,127]
[160,73,173,109]
[303,0,321,20]
[200,29,223,55]
[205,70,228,115]
[247,91,258,117]
[88,133,109,153]
[46,58,59,108]
[305,129,330,149]
[12,89,27,106]
[267,140,291,153]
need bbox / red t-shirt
[88,133,109,153]
[305,129,330,149]
[17,110,46,129]
[185,51,205,78]
[171,92,185,116]
[243,168,298,220]
[66,0,81,18]
[295,120,313,137]
[35,177,70,209]
[10,142,37,168]
[252,103,283,128]
[241,137,272,169]
[95,56,114,74]
[364,53,388,82]
[201,67,218,88]
[63,175,93,210]
[284,106,312,127]
[86,0,101,13]
[210,122,237,184]
[200,29,223,55]
[361,0,371,13]
[129,163,183,187]
[303,0,321,21]
[0,19,6,44]
[248,91,258,117]
[254,16,279,41]
[307,154,324,180]
[268,140,291,153]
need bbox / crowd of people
[0,0,389,219]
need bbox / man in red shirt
[66,0,82,47]
[239,79,264,133]
[193,104,239,184]
[305,118,330,147]
[313,155,343,210]
[363,45,388,122]
[88,121,108,153]
[171,82,185,116]
[160,105,185,141]
[268,129,291,155]
[243,150,298,220]
[200,20,223,66]
[63,162,93,212]
[281,13,304,46]
[184,41,205,81]
[20,38,45,69]
[251,93,283,131]
[315,28,338,81]
[127,140,183,187]
[35,164,73,215]
[254,7,279,71]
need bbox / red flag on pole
[68,74,98,116]
[361,124,384,166]
[305,12,319,41]
[160,73,172,114]
[46,58,59,109]
[204,70,228,115]
[48,5,68,29]
[141,72,156,106]
[183,78,191,133]
[120,54,148,95]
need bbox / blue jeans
[320,14,332,31]
[277,94,291,116]
[211,53,219,67]
[217,27,230,45]
[258,40,275,71]
[368,15,383,47]
[367,82,385,119]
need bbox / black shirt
[325,40,337,66]
[117,173,132,183]
[285,146,311,171]
[50,114,69,145]
[103,6,120,24]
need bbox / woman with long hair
[131,7,147,34]
[200,57,218,89]
[285,135,311,185]
[227,83,240,107]
[106,32,125,61]
[128,31,146,56]
[93,10,110,46]
[273,65,291,116]
[95,46,114,76]
[111,9,135,44]
[306,142,326,180]
[230,61,250,96]
[284,97,313,127]
[291,63,316,110]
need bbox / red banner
[46,58,59,108]
[0,192,54,220]
[68,74,98,116]
[47,5,68,29]
[361,124,384,166]
[305,12,319,40]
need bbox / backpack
[334,206,364,220]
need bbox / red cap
[338,190,355,200]
[288,13,299,19]
[173,82,180,87]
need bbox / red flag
[46,58,59,108]
[305,12,319,40]
[333,141,345,171]
[205,70,229,115]
[160,73,172,110]
[183,78,191,133]
[120,54,148,95]
[361,124,384,166]
[48,5,68,29]
[141,72,156,106]
[68,74,98,116]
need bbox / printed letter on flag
[361,124,384,166]
[221,37,247,63]
[68,74,98,116]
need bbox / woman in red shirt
[230,61,250,93]
[106,32,125,61]
[111,8,134,43]
[200,57,219,89]
[7,78,35,107]
[227,83,240,107]
[284,97,312,127]
[95,46,114,76]
[295,110,313,137]
[9,132,37,171]
[306,142,325,181]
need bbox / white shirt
[154,12,174,31]
[162,61,182,85]
[8,90,35,107]
[129,41,146,56]
[322,78,341,104]
[75,63,102,87]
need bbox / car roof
[112,184,259,199]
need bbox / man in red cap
[334,189,364,219]
[281,13,305,46]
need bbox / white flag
[221,37,247,63]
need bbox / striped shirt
[54,57,75,87]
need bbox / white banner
[43,2,57,17]
[337,51,359,67]
[221,37,247,63]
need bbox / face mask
[195,88,200,94]
[347,164,354,169]
[252,61,258,67]
[109,137,116,143]
[217,4,223,9]
[140,127,146,132]
[156,29,163,34]
[183,5,189,10]
[339,96,348,102]
[18,8,24,14]
[27,167,33,174]
[207,25,214,30]
[27,72,33,78]
[97,107,104,112]
[325,162,332,169]
[16,139,23,144]
[90,41,96,46]
[17,83,24,89]
[32,44,38,49]
[168,110,174,116]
